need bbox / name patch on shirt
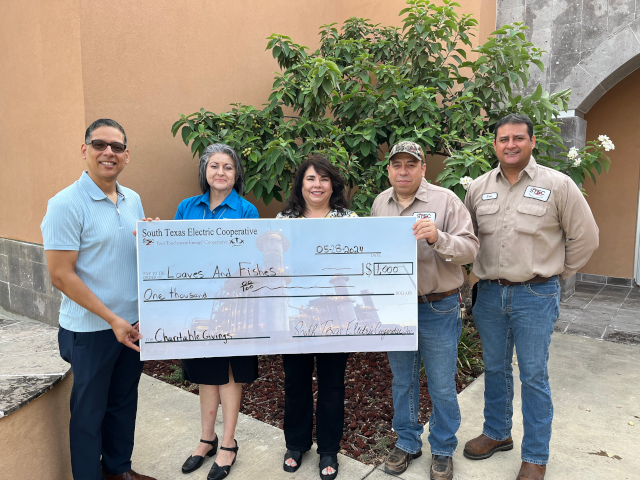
[414,212,436,222]
[482,193,498,200]
[524,185,551,202]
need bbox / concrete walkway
[133,334,639,480]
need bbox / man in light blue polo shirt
[41,119,155,480]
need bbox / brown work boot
[383,447,422,475]
[516,462,546,479]
[430,454,453,480]
[463,433,513,460]
[102,470,156,480]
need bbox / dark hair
[282,155,349,217]
[198,143,245,195]
[494,113,534,139]
[85,119,127,145]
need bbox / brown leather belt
[418,289,458,303]
[492,275,550,286]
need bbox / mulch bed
[142,329,482,467]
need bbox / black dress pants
[59,327,144,480]
[282,352,349,455]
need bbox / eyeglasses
[86,140,127,154]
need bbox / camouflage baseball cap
[389,141,425,162]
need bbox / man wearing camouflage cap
[371,141,479,479]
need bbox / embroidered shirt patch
[524,186,551,202]
[413,212,436,222]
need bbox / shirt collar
[79,171,125,201]
[496,155,537,182]
[387,178,430,205]
[198,188,241,211]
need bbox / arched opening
[579,68,640,284]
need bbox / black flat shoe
[182,437,218,474]
[207,439,239,480]
[283,449,304,473]
[319,453,339,480]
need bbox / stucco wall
[0,0,86,243]
[581,68,640,278]
[0,0,496,245]
[0,374,73,479]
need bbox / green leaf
[272,46,282,58]
[171,119,185,136]
[418,54,429,67]
[181,126,192,145]
[531,84,543,102]
[322,78,333,96]
[532,59,545,72]
[325,60,341,75]
[245,177,258,193]
[569,169,582,186]
[253,182,264,199]
[593,160,602,175]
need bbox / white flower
[460,176,474,190]
[567,147,579,159]
[572,157,582,167]
[598,135,615,151]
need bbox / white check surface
[137,217,418,360]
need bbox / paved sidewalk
[133,333,639,480]
[558,281,640,343]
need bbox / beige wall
[0,0,496,244]
[581,68,640,278]
[0,0,86,243]
[0,374,73,478]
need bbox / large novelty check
[137,217,418,360]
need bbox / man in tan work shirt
[463,113,599,480]
[372,141,479,480]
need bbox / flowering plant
[173,0,610,211]
[561,135,613,187]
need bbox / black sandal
[283,449,304,473]
[182,437,218,474]
[319,454,339,480]
[207,439,239,480]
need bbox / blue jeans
[473,277,560,465]
[388,294,462,456]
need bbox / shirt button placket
[499,187,515,275]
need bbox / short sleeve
[41,195,83,251]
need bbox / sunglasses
[86,140,127,154]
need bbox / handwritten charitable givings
[136,218,418,360]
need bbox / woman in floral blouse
[278,155,356,480]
